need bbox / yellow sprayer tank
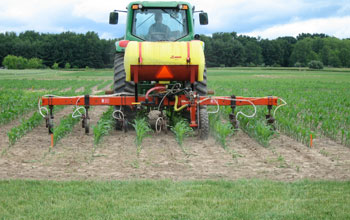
[124,41,205,83]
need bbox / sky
[1,0,350,39]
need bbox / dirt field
[1,105,349,181]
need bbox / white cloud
[244,16,350,39]
[71,0,128,23]
[1,0,350,39]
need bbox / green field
[1,67,350,219]
[1,180,349,219]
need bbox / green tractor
[39,4,282,140]
[109,1,209,137]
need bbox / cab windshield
[132,8,188,41]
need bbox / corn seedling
[214,121,234,149]
[132,118,152,156]
[7,112,43,145]
[171,120,193,147]
[53,112,80,146]
[93,107,114,146]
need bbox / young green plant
[214,121,234,149]
[132,118,152,156]
[171,120,193,149]
[93,107,114,146]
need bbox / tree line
[0,31,115,68]
[200,32,350,68]
[1,31,350,68]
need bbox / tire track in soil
[224,131,279,179]
[268,134,350,180]
[81,131,239,180]
[81,130,140,179]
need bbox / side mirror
[109,12,119,24]
[199,12,208,25]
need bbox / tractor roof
[127,1,193,9]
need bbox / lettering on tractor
[39,1,286,140]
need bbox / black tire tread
[113,53,136,126]
[199,108,209,140]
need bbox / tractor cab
[110,1,208,46]
[133,8,188,41]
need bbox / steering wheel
[149,32,167,41]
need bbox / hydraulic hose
[145,86,166,101]
[174,95,188,112]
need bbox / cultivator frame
[40,86,281,137]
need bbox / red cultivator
[39,84,284,140]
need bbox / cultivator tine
[81,95,90,134]
[47,104,54,134]
[266,96,276,129]
[229,95,239,129]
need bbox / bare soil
[1,108,349,180]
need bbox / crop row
[208,69,350,147]
[0,79,105,93]
[0,90,41,125]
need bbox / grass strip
[0,179,349,220]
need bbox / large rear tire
[199,108,209,140]
[113,53,135,129]
[194,67,207,96]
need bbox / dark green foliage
[308,60,324,69]
[201,32,350,68]
[1,30,350,68]
[0,31,115,68]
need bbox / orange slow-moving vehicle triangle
[156,66,174,79]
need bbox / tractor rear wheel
[199,108,209,140]
[197,67,209,139]
[113,53,135,129]
[194,67,207,96]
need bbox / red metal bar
[41,95,279,107]
[189,104,197,127]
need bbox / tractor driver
[147,12,171,40]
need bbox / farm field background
[0,67,350,218]
[0,67,349,180]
